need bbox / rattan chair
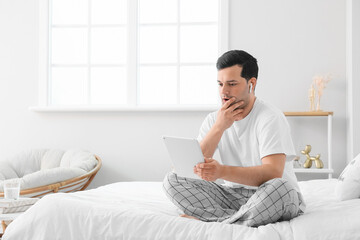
[0,155,102,199]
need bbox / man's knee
[163,172,177,192]
[164,171,176,182]
[264,177,287,185]
[262,178,294,191]
[163,172,188,197]
[261,178,299,202]
[262,178,300,217]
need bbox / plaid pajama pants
[163,172,303,227]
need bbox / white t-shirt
[197,98,301,193]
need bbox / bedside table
[1,212,22,235]
[0,198,39,236]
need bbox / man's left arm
[194,153,285,186]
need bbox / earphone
[249,83,253,93]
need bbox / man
[163,50,305,227]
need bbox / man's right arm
[200,125,224,158]
[200,98,243,158]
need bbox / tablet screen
[163,136,204,179]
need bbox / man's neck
[240,96,257,120]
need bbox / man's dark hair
[216,50,258,81]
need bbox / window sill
[29,105,219,113]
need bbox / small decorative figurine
[301,145,324,169]
[293,156,302,168]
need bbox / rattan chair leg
[1,220,7,234]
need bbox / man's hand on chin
[194,158,224,181]
[215,97,244,131]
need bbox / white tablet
[162,136,204,179]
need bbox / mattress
[2,179,360,240]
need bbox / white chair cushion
[0,149,98,191]
[41,149,66,170]
[21,167,87,190]
[60,150,97,172]
[0,168,87,191]
[0,161,18,181]
[8,149,47,177]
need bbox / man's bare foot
[180,214,199,220]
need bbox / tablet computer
[162,136,204,179]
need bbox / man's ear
[249,78,257,91]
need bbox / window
[37,0,229,110]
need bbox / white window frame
[31,0,229,112]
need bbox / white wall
[347,0,360,160]
[0,0,347,187]
[229,0,346,180]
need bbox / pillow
[335,153,360,201]
[0,160,18,181]
[41,149,65,170]
[60,150,97,172]
[8,149,47,177]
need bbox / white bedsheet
[2,179,360,240]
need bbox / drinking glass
[4,178,21,200]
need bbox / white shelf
[284,111,333,116]
[285,111,333,179]
[294,168,334,174]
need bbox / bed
[2,178,360,240]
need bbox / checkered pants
[163,172,302,227]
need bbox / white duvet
[3,179,360,240]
